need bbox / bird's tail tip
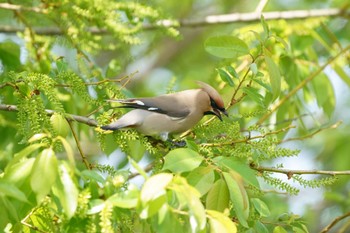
[100,125,118,131]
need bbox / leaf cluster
[1,1,350,233]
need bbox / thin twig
[0,104,98,127]
[128,162,154,180]
[0,2,48,14]
[67,120,91,169]
[0,81,17,89]
[9,0,41,62]
[280,121,342,143]
[257,44,350,125]
[21,207,48,233]
[255,0,269,13]
[240,113,311,132]
[0,8,348,34]
[201,125,295,147]
[251,165,350,177]
[54,79,123,87]
[320,211,350,233]
[228,65,252,108]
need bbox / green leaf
[223,171,249,228]
[3,158,35,186]
[172,177,206,231]
[0,181,28,202]
[140,194,167,219]
[213,157,260,188]
[265,55,281,101]
[252,78,272,93]
[163,148,203,173]
[186,166,215,196]
[87,199,105,214]
[129,157,148,179]
[80,170,106,183]
[292,226,308,233]
[311,73,335,118]
[272,35,289,50]
[0,41,21,70]
[154,206,186,233]
[57,136,75,168]
[273,226,288,233]
[243,87,265,107]
[128,139,146,162]
[226,65,239,79]
[52,163,78,219]
[30,148,58,202]
[206,179,230,212]
[261,15,269,39]
[5,143,46,173]
[1,196,19,222]
[50,113,70,137]
[250,63,258,75]
[217,68,235,87]
[251,198,270,217]
[334,64,350,87]
[207,210,237,233]
[140,173,173,204]
[255,221,269,233]
[108,184,139,209]
[205,35,249,58]
[185,138,199,152]
[28,133,48,143]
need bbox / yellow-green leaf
[0,181,28,202]
[206,179,230,212]
[205,36,249,58]
[251,198,270,217]
[223,171,249,228]
[141,173,173,204]
[50,113,70,137]
[265,55,281,101]
[186,166,215,196]
[207,210,237,233]
[108,184,139,209]
[30,148,58,202]
[163,148,203,173]
[52,163,78,219]
[273,226,288,233]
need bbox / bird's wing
[108,96,190,118]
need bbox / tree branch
[0,3,47,14]
[0,8,348,34]
[320,211,350,233]
[251,164,350,177]
[67,120,91,170]
[0,104,98,127]
[159,8,349,28]
[280,121,342,143]
[201,125,295,147]
[257,44,350,125]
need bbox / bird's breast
[135,110,202,136]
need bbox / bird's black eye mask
[210,98,225,112]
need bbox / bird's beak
[221,109,228,117]
[213,109,223,121]
[205,108,228,121]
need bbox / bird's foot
[167,139,186,148]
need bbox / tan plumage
[101,81,227,140]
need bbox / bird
[101,81,227,141]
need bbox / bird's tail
[100,122,123,131]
